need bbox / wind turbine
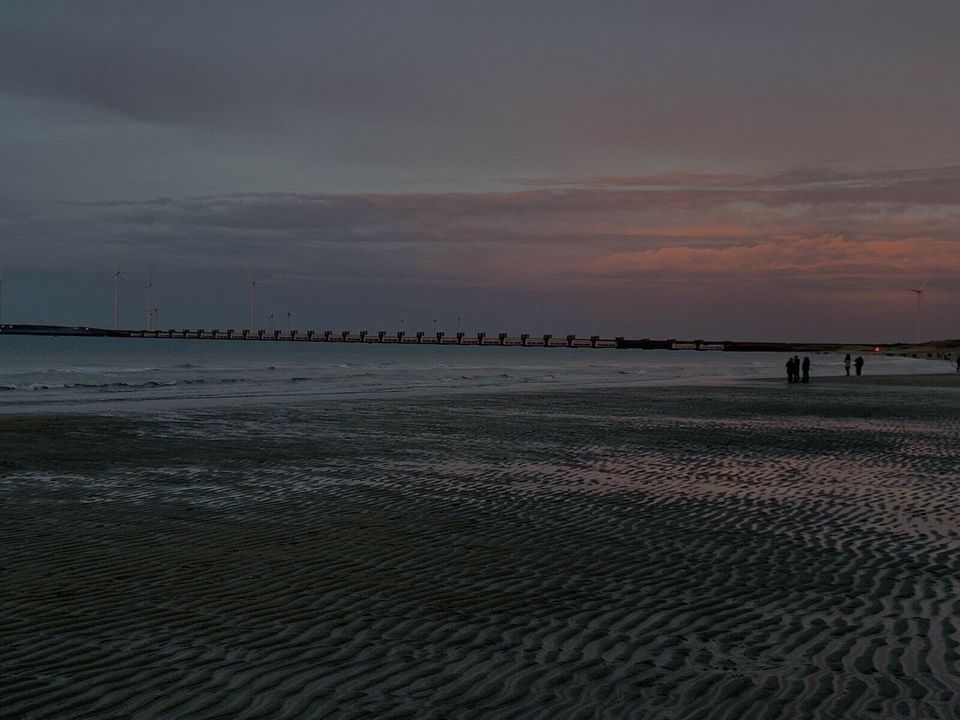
[105,262,134,330]
[249,279,257,332]
[0,269,8,325]
[906,279,928,344]
[107,263,124,330]
[145,270,155,331]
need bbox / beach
[1,377,959,719]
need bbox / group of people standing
[786,353,866,383]
[842,353,864,376]
[786,355,810,383]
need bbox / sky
[2,0,959,342]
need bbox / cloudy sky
[3,0,959,341]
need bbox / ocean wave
[12,380,179,392]
[60,366,159,374]
[179,377,250,386]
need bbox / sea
[0,335,948,415]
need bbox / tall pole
[250,280,256,333]
[114,269,120,330]
[916,291,923,343]
[908,287,925,343]
[146,279,153,331]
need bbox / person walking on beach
[843,353,851,376]
[801,356,810,383]
[854,356,864,376]
[785,356,794,383]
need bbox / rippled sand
[1,381,958,719]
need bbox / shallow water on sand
[0,334,946,413]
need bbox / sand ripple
[1,384,958,718]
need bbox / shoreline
[757,372,960,388]
[0,368,955,418]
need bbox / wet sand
[812,372,960,387]
[1,381,958,719]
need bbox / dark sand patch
[1,384,958,719]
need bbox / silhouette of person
[786,356,794,383]
[843,353,851,376]
[854,356,864,376]
[801,356,810,383]
[956,356,959,373]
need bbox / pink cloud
[62,164,960,295]
[584,235,960,279]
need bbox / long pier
[0,324,618,348]
[132,328,622,347]
[3,323,918,354]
